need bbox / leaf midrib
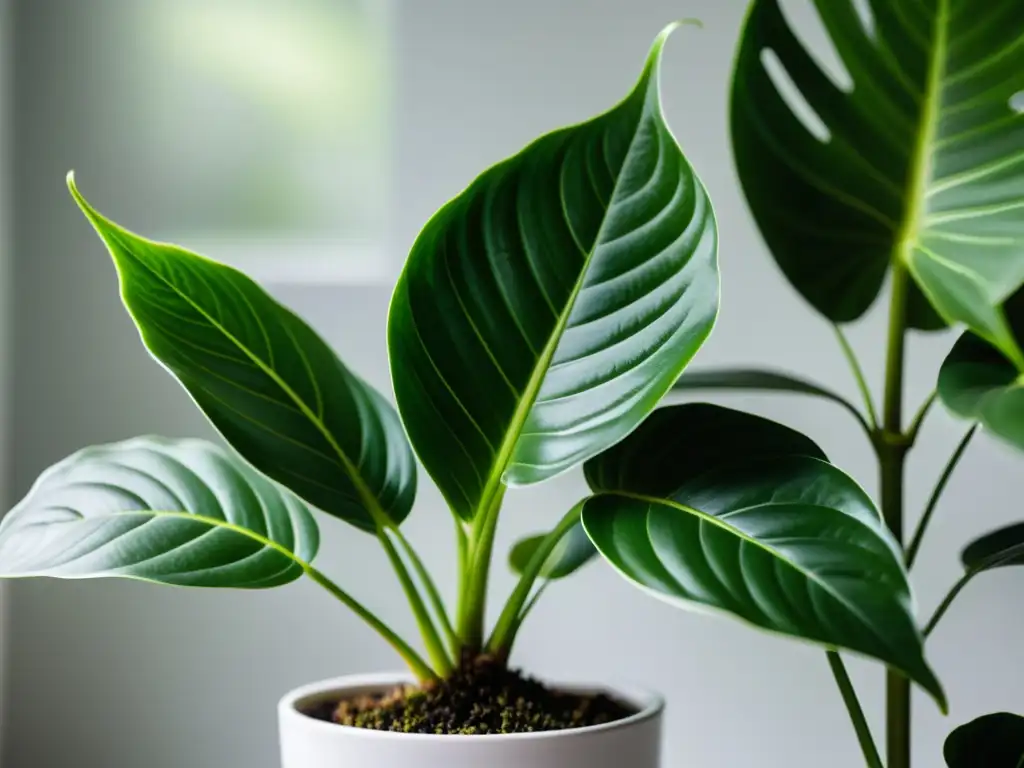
[104,227,389,527]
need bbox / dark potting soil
[305,657,636,735]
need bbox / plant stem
[906,425,977,569]
[486,503,583,655]
[457,486,507,651]
[905,392,937,446]
[827,652,884,768]
[392,528,460,655]
[881,262,911,768]
[923,570,974,637]
[304,564,437,682]
[378,528,453,675]
[834,324,880,429]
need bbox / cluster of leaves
[1,2,1024,764]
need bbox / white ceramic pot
[278,672,664,768]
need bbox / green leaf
[945,713,1024,768]
[673,367,864,421]
[68,177,416,533]
[0,437,318,587]
[509,522,596,580]
[388,23,719,522]
[939,286,1024,449]
[581,403,945,710]
[732,0,1024,350]
[962,523,1024,572]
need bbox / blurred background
[0,1,1022,766]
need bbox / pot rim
[278,671,664,743]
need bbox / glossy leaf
[939,286,1024,450]
[0,437,318,587]
[673,367,863,421]
[509,522,596,580]
[945,713,1024,768]
[69,177,416,533]
[582,403,945,709]
[962,523,1024,572]
[732,0,1024,350]
[388,24,719,522]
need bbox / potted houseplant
[1,9,1020,768]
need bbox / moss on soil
[308,656,635,735]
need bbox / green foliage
[944,713,1024,768]
[732,0,1024,356]
[388,22,718,525]
[0,436,318,586]
[939,287,1024,450]
[580,404,944,710]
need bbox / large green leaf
[732,0,1024,350]
[939,286,1024,450]
[388,24,719,521]
[581,403,945,708]
[69,177,416,533]
[945,713,1024,768]
[509,522,596,581]
[0,437,318,587]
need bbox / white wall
[3,2,1023,767]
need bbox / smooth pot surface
[278,673,664,768]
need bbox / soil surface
[306,656,635,735]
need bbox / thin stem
[905,391,937,446]
[304,564,436,682]
[457,486,507,651]
[881,262,911,768]
[834,324,880,429]
[827,652,884,768]
[518,581,550,626]
[924,570,974,637]
[485,503,583,654]
[378,528,453,675]
[392,528,460,655]
[906,425,978,569]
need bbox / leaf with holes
[0,437,318,587]
[581,403,945,709]
[509,522,597,580]
[388,24,718,522]
[69,177,416,533]
[733,0,1024,354]
[945,713,1024,768]
[939,285,1024,449]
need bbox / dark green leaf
[962,523,1024,572]
[0,437,318,587]
[582,403,945,710]
[732,0,1024,349]
[939,287,1024,451]
[69,177,416,533]
[673,367,862,419]
[509,522,596,580]
[945,713,1024,768]
[388,24,719,522]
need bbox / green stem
[834,324,880,429]
[906,425,977,569]
[827,652,884,768]
[906,392,937,446]
[486,503,582,655]
[457,486,507,651]
[304,564,437,682]
[392,528,460,656]
[881,262,911,768]
[378,528,453,675]
[924,570,974,638]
